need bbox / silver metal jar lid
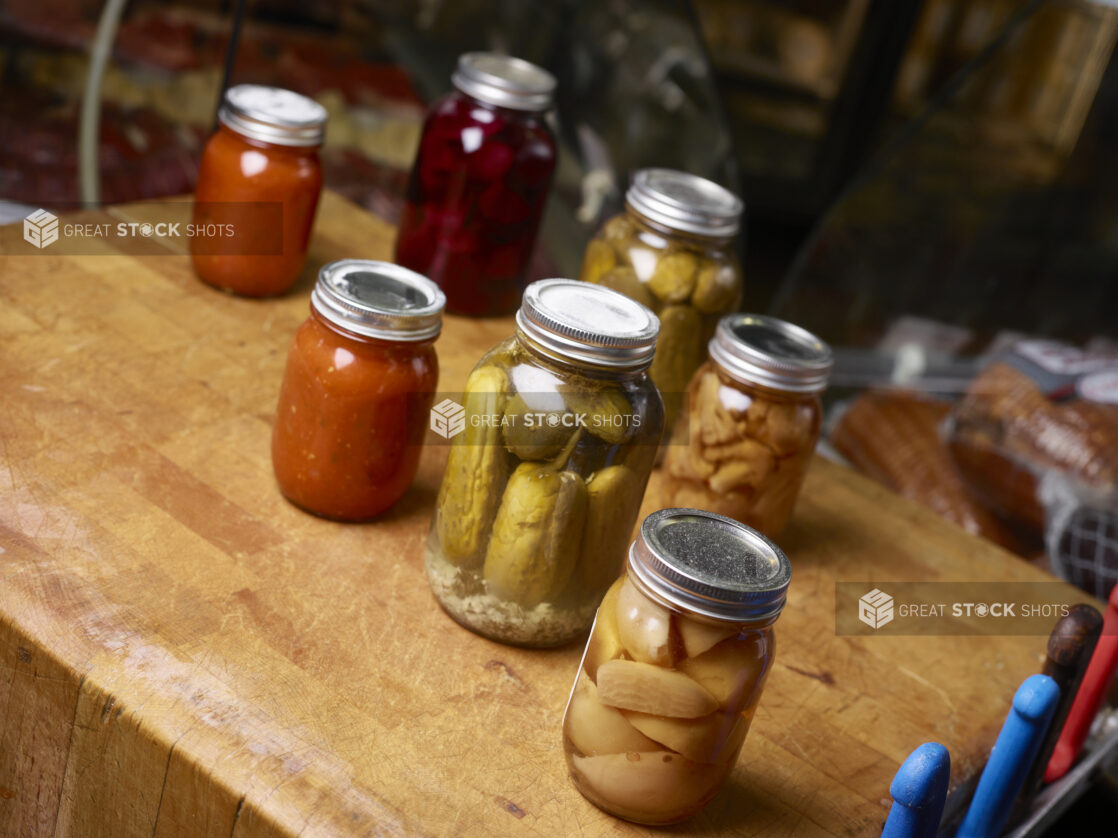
[625,169,743,238]
[709,313,833,394]
[219,84,327,147]
[515,279,659,369]
[311,260,445,342]
[629,508,791,622]
[451,52,556,112]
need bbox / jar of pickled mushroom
[579,168,744,429]
[394,52,557,317]
[272,260,445,521]
[192,84,326,297]
[425,278,664,646]
[563,508,791,824]
[662,314,832,537]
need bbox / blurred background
[3,0,1118,824]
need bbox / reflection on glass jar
[192,85,326,297]
[579,169,744,429]
[395,53,557,317]
[563,508,791,824]
[425,279,664,646]
[272,260,445,521]
[663,314,832,537]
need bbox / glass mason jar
[662,314,832,537]
[579,169,744,429]
[563,508,791,825]
[191,84,326,297]
[394,52,558,317]
[425,279,664,646]
[272,260,445,521]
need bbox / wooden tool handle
[957,674,1060,838]
[1045,583,1118,782]
[1014,604,1102,812]
[881,742,950,838]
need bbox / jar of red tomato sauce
[394,52,557,317]
[191,84,327,297]
[272,260,446,521]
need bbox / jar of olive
[579,169,744,429]
[425,279,664,646]
[563,508,791,824]
[662,314,832,537]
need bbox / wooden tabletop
[0,192,1084,837]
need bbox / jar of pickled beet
[563,508,791,825]
[272,260,445,520]
[662,314,832,537]
[579,169,744,430]
[394,52,557,317]
[425,279,664,646]
[191,84,326,297]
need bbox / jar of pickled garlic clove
[272,260,445,521]
[563,508,791,824]
[578,169,744,431]
[425,279,664,646]
[662,314,832,537]
[191,84,326,297]
[394,52,557,317]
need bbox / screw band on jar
[629,508,792,622]
[708,313,833,394]
[218,84,328,147]
[311,260,446,342]
[515,278,661,370]
[625,169,743,239]
[451,52,556,112]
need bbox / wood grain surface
[0,193,1088,837]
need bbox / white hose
[79,0,129,208]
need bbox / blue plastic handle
[882,742,951,838]
[956,674,1061,838]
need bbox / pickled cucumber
[579,239,616,286]
[502,391,573,460]
[483,464,588,607]
[595,266,654,310]
[648,252,698,303]
[650,305,703,413]
[691,262,738,314]
[577,465,641,592]
[437,365,510,567]
[562,384,635,445]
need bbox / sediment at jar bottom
[436,365,510,566]
[425,532,598,646]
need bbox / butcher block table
[0,192,1088,837]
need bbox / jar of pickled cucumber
[662,314,832,537]
[563,508,791,824]
[425,279,664,646]
[579,169,744,429]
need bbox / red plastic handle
[1044,583,1118,782]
